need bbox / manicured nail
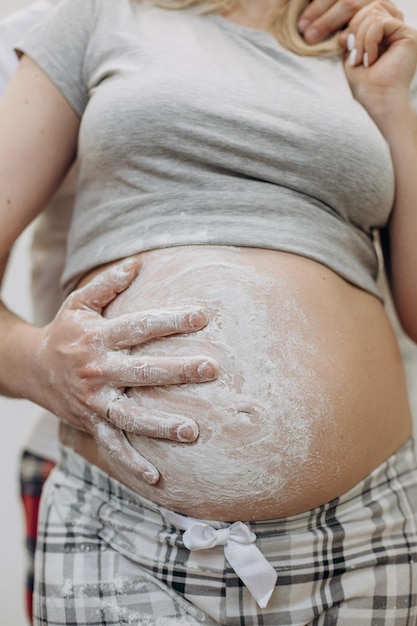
[363,52,369,68]
[349,48,358,66]
[347,33,356,52]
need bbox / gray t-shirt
[18,0,395,296]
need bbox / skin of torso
[61,245,412,521]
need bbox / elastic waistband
[58,438,417,533]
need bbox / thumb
[67,258,140,313]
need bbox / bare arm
[0,56,218,484]
[342,1,417,341]
[0,55,79,244]
[0,54,78,394]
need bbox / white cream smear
[105,246,331,519]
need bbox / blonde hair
[147,0,340,56]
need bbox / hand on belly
[103,246,411,520]
[104,247,331,518]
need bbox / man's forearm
[0,298,41,400]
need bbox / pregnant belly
[97,245,411,520]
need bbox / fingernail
[118,257,137,271]
[298,17,310,33]
[363,52,369,68]
[187,309,208,330]
[112,258,139,280]
[347,33,356,52]
[197,359,218,381]
[303,27,320,44]
[177,422,199,442]
[349,48,358,66]
[143,469,159,484]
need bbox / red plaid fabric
[20,451,55,624]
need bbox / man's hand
[31,258,218,485]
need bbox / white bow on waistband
[161,508,277,608]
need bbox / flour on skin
[104,246,331,519]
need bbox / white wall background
[0,1,417,625]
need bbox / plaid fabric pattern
[34,441,417,626]
[20,450,56,624]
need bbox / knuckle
[82,324,104,346]
[73,330,106,358]
[352,0,364,10]
[178,361,193,382]
[170,311,190,332]
[78,359,103,381]
[106,445,122,461]
[154,421,176,439]
[136,316,152,337]
[91,331,106,349]
[63,291,78,308]
[119,411,136,431]
[133,359,153,383]
[89,419,108,442]
[344,0,363,14]
[139,312,175,337]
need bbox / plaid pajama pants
[34,440,417,626]
[20,450,56,624]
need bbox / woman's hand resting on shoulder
[298,0,395,44]
[341,1,417,128]
[28,258,218,484]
